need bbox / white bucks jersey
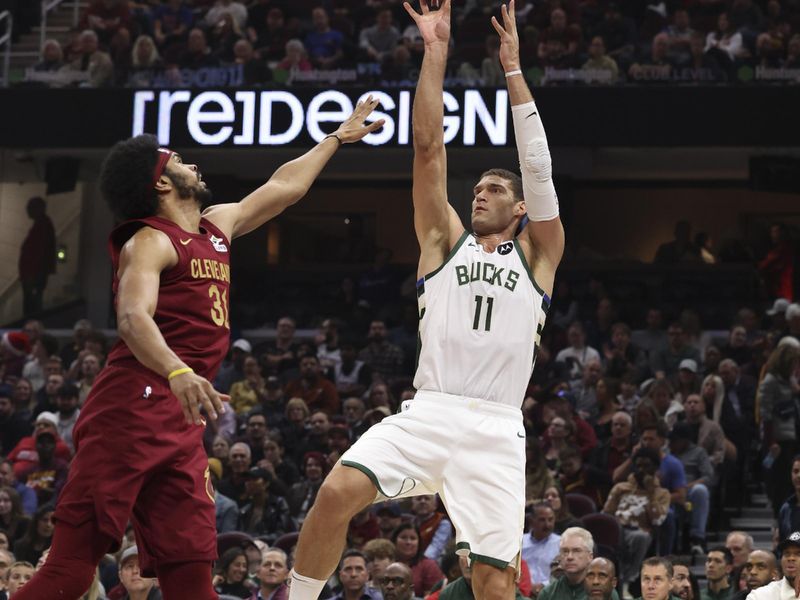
[413,231,550,408]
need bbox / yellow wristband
[168,367,194,380]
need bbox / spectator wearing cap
[237,466,294,542]
[411,495,451,563]
[669,422,714,554]
[673,359,701,405]
[284,355,340,416]
[1,332,31,381]
[522,503,560,593]
[215,338,251,394]
[0,388,32,456]
[364,538,397,587]
[333,549,383,600]
[651,322,702,380]
[603,448,669,586]
[16,425,69,506]
[349,506,381,549]
[250,547,290,600]
[117,545,162,600]
[684,394,726,467]
[765,299,791,337]
[783,304,800,341]
[374,501,403,540]
[0,458,37,516]
[287,452,328,526]
[748,533,800,600]
[54,383,80,454]
[8,412,72,479]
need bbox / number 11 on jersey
[472,295,494,332]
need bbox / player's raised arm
[115,228,227,425]
[493,1,564,295]
[403,0,463,274]
[203,97,384,240]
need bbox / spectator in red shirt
[18,197,55,317]
[284,355,340,415]
[17,429,69,506]
[8,413,71,479]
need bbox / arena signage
[130,89,511,147]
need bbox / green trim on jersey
[454,541,512,570]
[512,239,547,297]
[423,230,470,281]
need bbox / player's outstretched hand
[403,0,451,47]
[491,1,521,72]
[169,371,228,426]
[333,95,386,144]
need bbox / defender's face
[471,176,522,236]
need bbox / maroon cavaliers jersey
[104,215,231,381]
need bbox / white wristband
[505,70,523,78]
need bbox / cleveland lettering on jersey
[189,258,230,283]
[454,262,520,291]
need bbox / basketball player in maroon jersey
[15,98,384,600]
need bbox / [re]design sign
[131,89,511,147]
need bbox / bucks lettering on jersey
[413,231,550,408]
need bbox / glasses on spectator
[381,577,407,587]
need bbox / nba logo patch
[498,242,513,255]
[209,235,228,253]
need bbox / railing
[0,11,11,87]
[40,0,81,57]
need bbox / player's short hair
[642,556,673,578]
[708,546,734,565]
[561,527,594,553]
[99,134,162,221]
[479,168,523,202]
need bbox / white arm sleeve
[511,100,559,222]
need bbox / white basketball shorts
[340,390,526,570]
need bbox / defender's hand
[403,0,451,47]
[169,371,228,426]
[491,1,521,71]
[333,95,385,144]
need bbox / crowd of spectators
[2,257,800,596]
[21,0,800,89]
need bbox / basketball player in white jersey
[287,2,563,600]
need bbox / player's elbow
[412,133,445,156]
[117,308,148,342]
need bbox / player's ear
[154,174,172,194]
[515,200,526,216]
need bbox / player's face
[258,551,289,586]
[641,565,671,600]
[470,176,522,236]
[164,152,210,206]
[745,552,776,589]
[671,565,691,600]
[782,546,800,579]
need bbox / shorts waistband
[410,390,522,420]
